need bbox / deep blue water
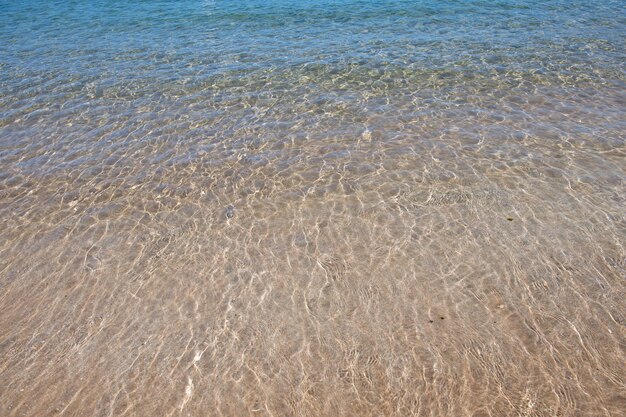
[2,1,625,100]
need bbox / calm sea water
[1,1,625,416]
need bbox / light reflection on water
[1,1,625,416]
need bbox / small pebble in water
[506,217,514,221]
[225,205,235,219]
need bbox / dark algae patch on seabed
[1,1,625,416]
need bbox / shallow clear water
[1,1,625,416]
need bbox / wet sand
[1,1,625,416]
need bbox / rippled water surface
[1,1,625,416]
